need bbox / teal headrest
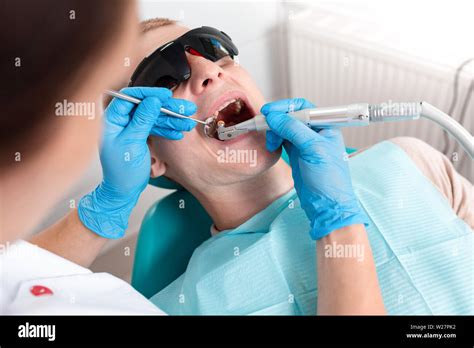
[149,176,183,190]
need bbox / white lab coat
[0,240,165,315]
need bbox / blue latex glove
[261,98,369,240]
[78,87,197,238]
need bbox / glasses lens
[197,37,231,61]
[129,42,190,89]
[155,75,179,91]
[161,43,191,81]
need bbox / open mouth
[205,98,254,140]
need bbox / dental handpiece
[216,102,474,159]
[105,90,209,125]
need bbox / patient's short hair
[140,18,177,34]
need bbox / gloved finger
[282,140,300,165]
[104,101,132,128]
[265,130,283,152]
[265,111,323,150]
[318,128,345,144]
[155,113,196,132]
[162,98,197,117]
[260,98,315,115]
[149,127,184,140]
[317,128,348,160]
[120,87,172,101]
[105,87,172,128]
[125,96,164,138]
[105,98,136,129]
[121,88,196,120]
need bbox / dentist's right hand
[261,98,369,240]
[78,87,197,239]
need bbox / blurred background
[35,0,474,282]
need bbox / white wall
[285,0,473,179]
[138,0,289,100]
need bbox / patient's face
[140,24,280,191]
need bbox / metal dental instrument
[105,89,210,126]
[215,102,474,159]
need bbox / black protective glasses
[129,26,239,91]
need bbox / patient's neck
[191,158,294,232]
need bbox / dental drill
[211,101,474,159]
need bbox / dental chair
[131,148,358,298]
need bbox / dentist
[0,0,196,314]
[1,0,384,315]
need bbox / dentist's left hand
[261,98,369,240]
[78,87,197,238]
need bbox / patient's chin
[215,143,280,179]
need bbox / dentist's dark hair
[0,0,130,168]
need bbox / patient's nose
[186,53,225,95]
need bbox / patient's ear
[147,137,166,178]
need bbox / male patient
[129,18,473,315]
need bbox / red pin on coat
[30,285,53,297]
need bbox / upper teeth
[213,98,242,116]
